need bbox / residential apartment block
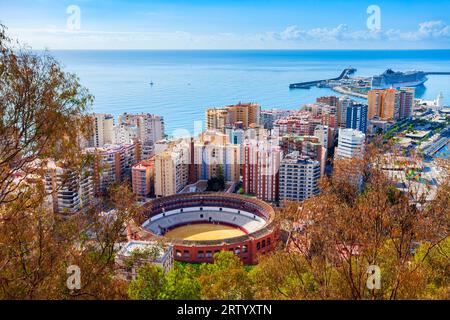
[279,152,321,201]
[44,162,94,214]
[243,140,281,202]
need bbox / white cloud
[270,20,450,44]
[416,20,450,39]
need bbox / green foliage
[128,264,166,300]
[199,251,254,300]
[414,238,450,299]
[161,263,202,300]
[128,252,254,300]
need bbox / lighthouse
[436,92,444,111]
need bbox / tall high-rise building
[321,109,337,129]
[132,158,155,200]
[227,102,260,128]
[243,140,281,202]
[335,129,366,159]
[114,124,138,145]
[338,96,352,127]
[118,113,165,159]
[367,90,382,120]
[154,139,172,155]
[85,142,141,195]
[346,104,368,133]
[383,89,400,120]
[154,140,190,197]
[190,131,240,183]
[44,162,94,214]
[279,152,321,202]
[398,87,415,119]
[368,89,400,121]
[313,125,331,150]
[279,134,326,176]
[91,114,114,147]
[206,103,261,132]
[206,108,229,132]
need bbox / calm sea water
[51,50,450,135]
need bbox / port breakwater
[289,68,357,89]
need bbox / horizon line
[36,48,450,51]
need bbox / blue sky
[1,0,450,49]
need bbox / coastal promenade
[331,86,368,99]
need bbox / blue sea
[51,50,450,135]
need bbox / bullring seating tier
[142,207,267,236]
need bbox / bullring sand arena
[137,193,277,264]
[165,223,246,241]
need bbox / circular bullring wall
[133,193,277,265]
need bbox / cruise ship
[371,69,428,89]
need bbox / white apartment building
[313,124,329,151]
[279,152,321,202]
[91,114,115,147]
[44,163,94,214]
[335,128,366,159]
[114,124,139,145]
[118,113,165,159]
